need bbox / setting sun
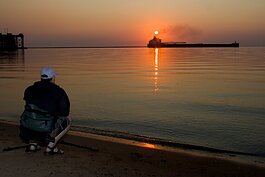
[154,31,159,35]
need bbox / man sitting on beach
[20,67,71,154]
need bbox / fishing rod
[2,144,30,152]
[2,141,98,152]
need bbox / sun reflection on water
[154,48,159,92]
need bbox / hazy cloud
[160,24,202,40]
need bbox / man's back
[24,80,70,117]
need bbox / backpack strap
[25,104,53,117]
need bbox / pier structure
[0,33,25,50]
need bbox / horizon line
[27,45,146,49]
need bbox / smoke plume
[160,24,201,41]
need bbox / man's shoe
[44,146,64,155]
[25,143,40,152]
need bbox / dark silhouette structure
[0,33,25,50]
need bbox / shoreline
[70,125,264,160]
[2,119,264,160]
[1,119,265,177]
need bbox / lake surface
[0,47,264,157]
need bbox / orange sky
[1,0,264,46]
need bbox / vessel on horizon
[147,31,239,48]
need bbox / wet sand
[0,120,265,177]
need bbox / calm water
[0,47,264,156]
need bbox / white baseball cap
[40,67,57,79]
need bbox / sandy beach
[0,120,264,177]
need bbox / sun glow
[154,30,159,35]
[142,143,156,149]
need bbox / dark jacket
[24,80,70,117]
